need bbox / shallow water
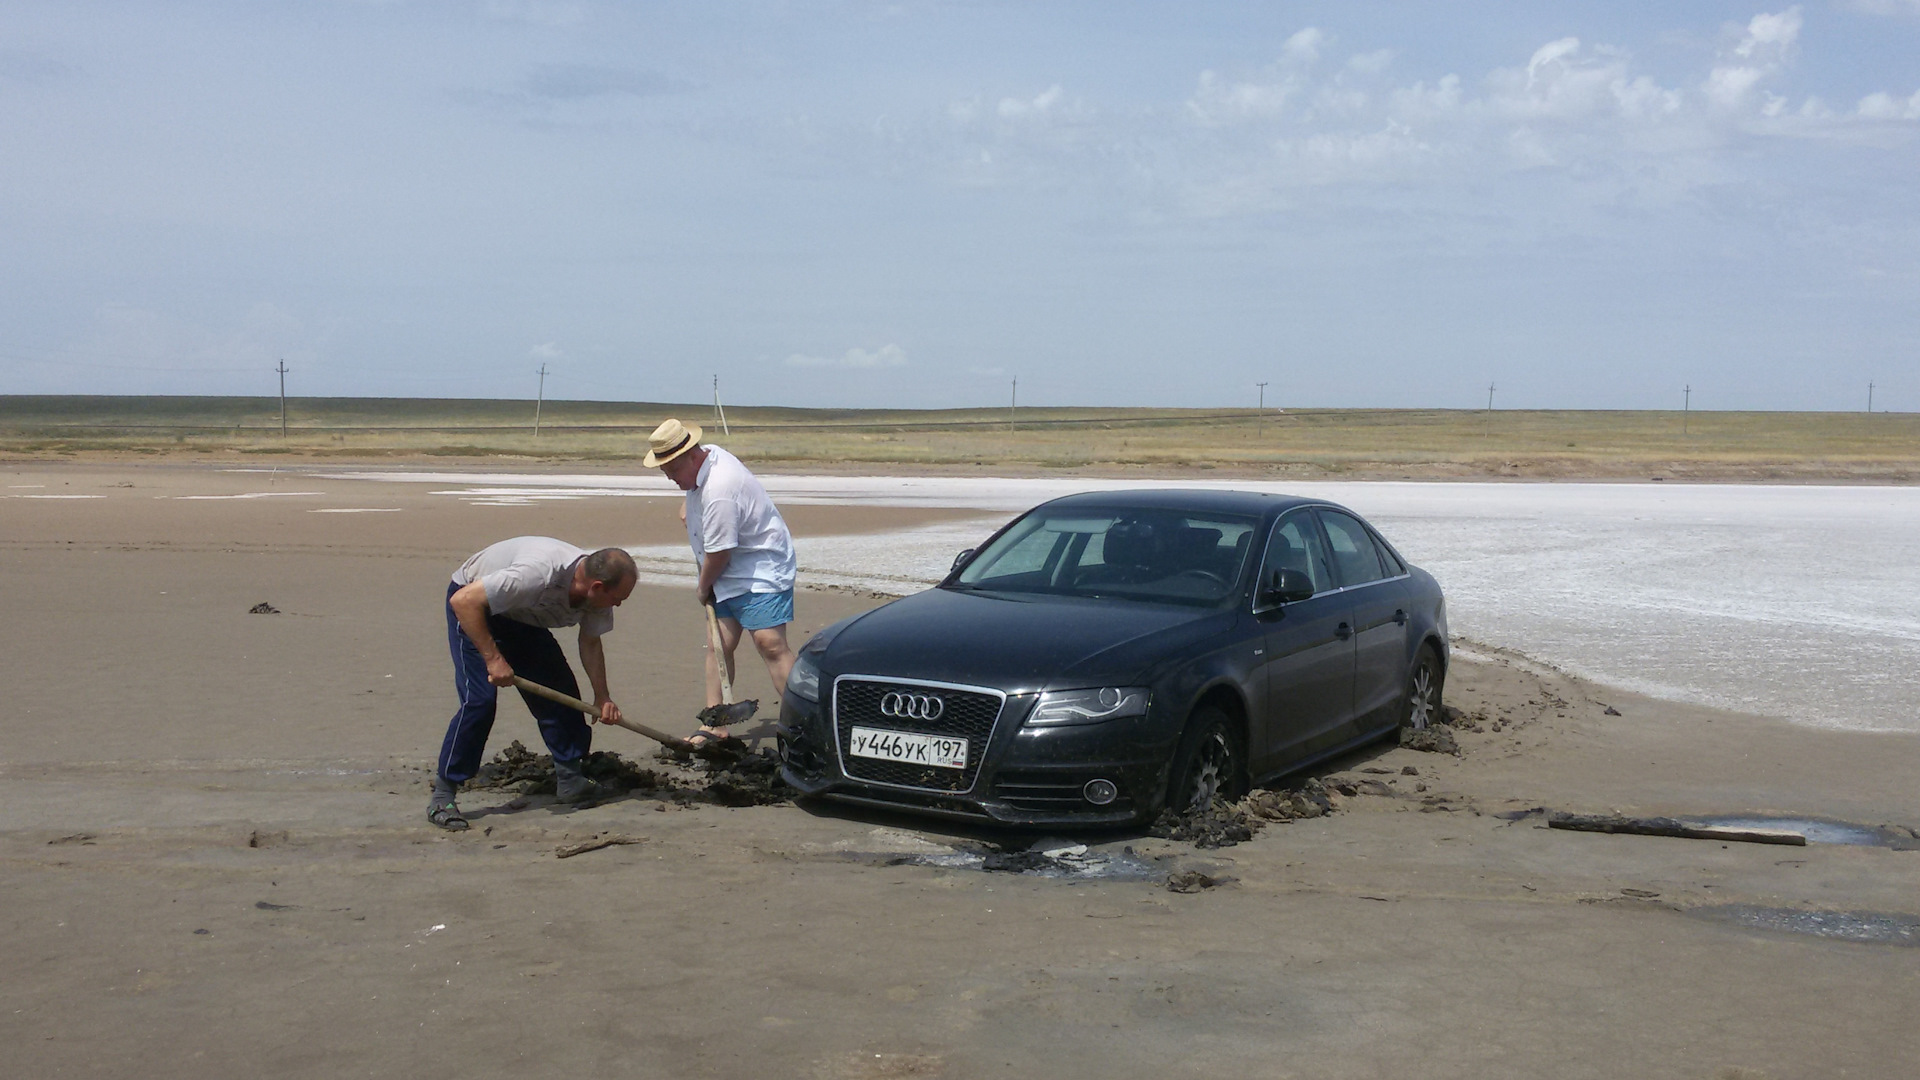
[309,470,1920,733]
[1689,905,1920,946]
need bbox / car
[777,489,1448,826]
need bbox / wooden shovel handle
[705,604,735,706]
[510,676,689,749]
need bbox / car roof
[1039,488,1320,517]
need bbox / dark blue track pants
[437,581,592,784]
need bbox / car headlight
[1026,687,1149,727]
[787,649,822,703]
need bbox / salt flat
[313,468,1920,734]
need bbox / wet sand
[3,461,1917,1079]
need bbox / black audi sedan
[778,490,1448,826]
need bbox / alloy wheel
[1407,662,1436,730]
[1185,728,1233,811]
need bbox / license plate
[848,726,969,770]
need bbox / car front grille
[833,677,1005,793]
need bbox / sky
[2,1,1917,411]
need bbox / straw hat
[643,418,703,467]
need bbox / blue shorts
[713,588,794,631]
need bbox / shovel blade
[697,700,760,727]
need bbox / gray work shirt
[451,536,614,637]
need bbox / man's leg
[748,624,796,707]
[432,583,498,829]
[492,618,592,766]
[495,619,601,804]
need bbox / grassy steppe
[1,395,1914,480]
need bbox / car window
[953,507,1259,606]
[1319,509,1387,587]
[1258,510,1332,598]
[1372,533,1405,576]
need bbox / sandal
[427,798,469,831]
[684,727,734,750]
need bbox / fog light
[1083,779,1118,805]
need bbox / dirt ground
[3,461,1917,1080]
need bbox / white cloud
[783,344,908,369]
[997,85,1065,119]
[530,342,561,359]
[1282,28,1327,66]
[1858,89,1920,119]
[1735,7,1803,59]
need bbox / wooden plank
[1547,812,1807,847]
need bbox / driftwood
[1548,812,1806,847]
[554,835,647,859]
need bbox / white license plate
[848,726,969,770]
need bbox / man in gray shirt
[429,537,637,830]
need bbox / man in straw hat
[645,418,799,748]
[427,537,637,830]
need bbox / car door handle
[1394,608,1407,626]
[1335,622,1353,640]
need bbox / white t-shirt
[452,536,614,637]
[685,445,797,602]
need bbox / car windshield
[950,507,1260,606]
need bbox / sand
[3,460,1917,1079]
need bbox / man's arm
[576,630,623,725]
[696,547,733,607]
[449,581,514,686]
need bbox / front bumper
[777,691,1179,827]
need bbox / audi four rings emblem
[879,691,946,721]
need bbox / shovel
[511,676,691,749]
[700,604,759,730]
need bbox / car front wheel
[1167,705,1246,814]
[1403,644,1443,731]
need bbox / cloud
[1858,89,1920,119]
[998,85,1065,119]
[530,342,561,359]
[1282,28,1328,66]
[1735,7,1802,59]
[783,344,908,369]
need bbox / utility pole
[1009,378,1017,433]
[1683,384,1690,436]
[1256,381,1268,440]
[1485,382,1495,438]
[1868,381,1874,413]
[712,375,730,436]
[534,363,547,436]
[276,360,289,438]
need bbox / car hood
[822,587,1231,690]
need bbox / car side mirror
[952,548,975,571]
[1259,568,1315,606]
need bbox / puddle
[826,829,1174,882]
[1689,905,1920,946]
[1685,816,1917,849]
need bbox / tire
[1402,644,1444,731]
[1166,705,1246,815]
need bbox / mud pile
[1149,779,1334,849]
[469,740,792,807]
[470,740,685,797]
